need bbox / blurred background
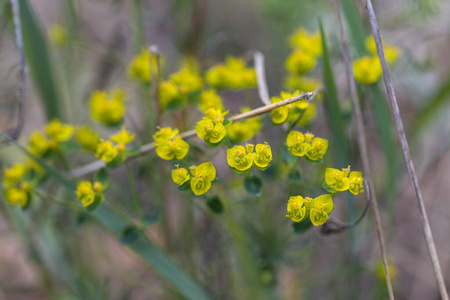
[1,0,450,299]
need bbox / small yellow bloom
[304,132,314,143]
[353,56,382,85]
[198,90,225,113]
[90,89,126,125]
[285,50,317,75]
[289,28,322,57]
[155,136,189,161]
[227,110,261,143]
[93,181,103,193]
[205,56,257,90]
[271,105,289,125]
[3,187,29,208]
[172,165,190,185]
[2,164,27,187]
[76,181,95,207]
[96,140,118,163]
[305,137,328,161]
[286,195,308,223]
[195,119,226,145]
[170,68,202,96]
[310,194,334,226]
[49,24,68,46]
[110,127,135,145]
[28,131,50,156]
[127,49,160,83]
[227,145,253,172]
[159,80,182,110]
[45,119,74,143]
[286,131,310,157]
[190,162,216,195]
[252,143,272,170]
[205,65,229,89]
[325,167,351,192]
[76,126,100,152]
[349,171,364,195]
[153,127,179,145]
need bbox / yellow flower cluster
[286,194,333,226]
[195,108,229,146]
[227,107,261,143]
[96,127,135,164]
[285,28,322,76]
[227,143,272,173]
[75,180,103,207]
[2,163,31,208]
[171,163,216,196]
[76,126,100,152]
[353,36,400,85]
[270,91,316,126]
[90,88,126,125]
[127,49,160,84]
[324,166,364,195]
[286,131,328,161]
[205,56,257,90]
[153,127,189,161]
[198,90,225,113]
[28,119,74,156]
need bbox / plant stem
[125,161,143,223]
[104,195,138,228]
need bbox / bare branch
[364,0,448,298]
[66,92,314,179]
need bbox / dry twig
[364,0,448,298]
[253,51,271,106]
[334,1,394,298]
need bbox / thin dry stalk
[3,0,26,143]
[364,0,449,298]
[254,51,271,106]
[334,1,394,298]
[66,92,314,179]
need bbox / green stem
[104,195,139,228]
[125,161,143,223]
[33,189,83,213]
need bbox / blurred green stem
[125,161,143,224]
[104,195,139,228]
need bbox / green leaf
[85,194,104,211]
[178,180,191,192]
[125,145,142,157]
[322,181,338,194]
[340,0,367,55]
[19,0,63,120]
[223,118,232,126]
[120,226,141,244]
[244,175,262,196]
[292,219,313,234]
[94,168,110,192]
[206,195,224,214]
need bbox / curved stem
[104,195,138,228]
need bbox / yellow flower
[205,57,257,90]
[325,167,351,192]
[204,108,228,124]
[159,80,183,111]
[45,119,74,143]
[127,49,160,83]
[90,89,126,125]
[289,100,317,126]
[286,131,310,157]
[170,68,202,96]
[152,127,179,145]
[305,137,328,161]
[286,195,308,223]
[310,194,334,226]
[190,162,216,195]
[96,140,118,163]
[28,131,50,156]
[199,90,225,113]
[365,36,400,65]
[227,110,261,143]
[349,171,364,195]
[172,165,190,185]
[227,145,253,173]
[110,127,135,145]
[205,64,229,89]
[304,132,314,143]
[75,181,95,207]
[2,164,27,187]
[93,181,103,193]
[195,119,226,145]
[285,50,317,75]
[3,187,29,208]
[271,105,289,125]
[353,56,382,85]
[76,126,100,152]
[284,75,322,94]
[49,24,68,46]
[252,143,272,170]
[155,137,189,161]
[289,28,322,57]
